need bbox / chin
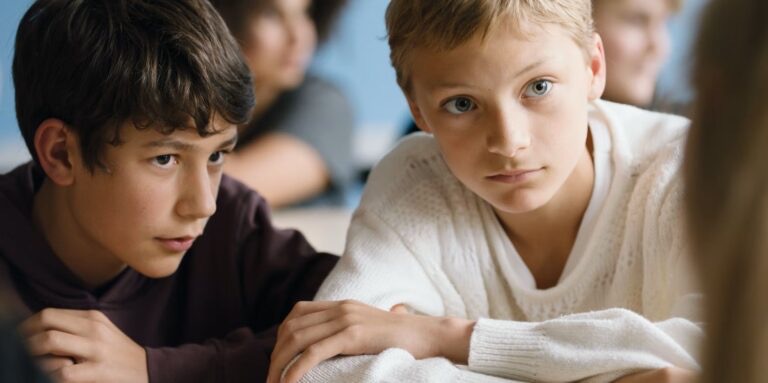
[134,257,184,279]
[278,72,306,89]
[490,192,549,215]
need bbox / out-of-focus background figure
[210,0,355,208]
[592,0,680,108]
[685,0,768,382]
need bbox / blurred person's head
[211,0,347,93]
[684,0,768,382]
[592,0,681,107]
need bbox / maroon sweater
[0,163,338,382]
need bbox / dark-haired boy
[0,0,337,382]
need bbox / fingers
[20,309,111,338]
[283,301,347,323]
[268,320,347,383]
[37,355,75,374]
[281,334,349,383]
[389,304,408,314]
[49,362,95,383]
[279,307,341,339]
[27,330,93,361]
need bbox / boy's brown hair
[13,0,255,170]
[385,0,595,93]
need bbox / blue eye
[443,97,476,115]
[524,80,553,98]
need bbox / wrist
[435,316,475,364]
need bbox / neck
[32,179,126,290]
[496,139,595,289]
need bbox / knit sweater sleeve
[467,308,701,383]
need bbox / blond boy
[267,0,702,382]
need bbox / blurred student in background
[592,0,680,108]
[685,0,768,382]
[211,0,354,207]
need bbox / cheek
[246,26,287,63]
[298,22,317,53]
[604,29,645,64]
[434,133,479,175]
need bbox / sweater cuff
[467,318,545,381]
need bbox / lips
[155,236,197,253]
[486,168,542,184]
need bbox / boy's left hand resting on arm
[19,308,147,383]
[266,300,476,383]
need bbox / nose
[176,165,217,220]
[647,22,671,62]
[486,105,531,158]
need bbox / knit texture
[305,100,702,382]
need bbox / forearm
[146,327,275,383]
[225,133,328,207]
[466,309,702,382]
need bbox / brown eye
[209,151,226,165]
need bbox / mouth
[486,168,542,184]
[155,236,198,253]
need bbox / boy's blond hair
[592,0,684,13]
[385,0,594,92]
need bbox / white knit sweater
[305,100,703,383]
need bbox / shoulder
[359,133,469,216]
[593,99,689,169]
[287,75,352,112]
[199,175,269,246]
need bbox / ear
[587,33,607,101]
[406,94,432,133]
[34,118,79,186]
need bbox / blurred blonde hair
[385,0,594,92]
[685,0,768,382]
[592,0,683,13]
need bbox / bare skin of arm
[225,132,329,208]
[614,367,697,383]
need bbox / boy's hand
[19,308,148,383]
[614,367,698,383]
[266,300,475,383]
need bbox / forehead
[115,119,238,150]
[409,22,587,91]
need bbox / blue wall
[0,0,708,170]
[0,0,31,168]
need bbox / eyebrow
[143,134,238,152]
[428,58,549,90]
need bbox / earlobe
[406,96,432,133]
[587,34,607,101]
[34,118,77,186]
